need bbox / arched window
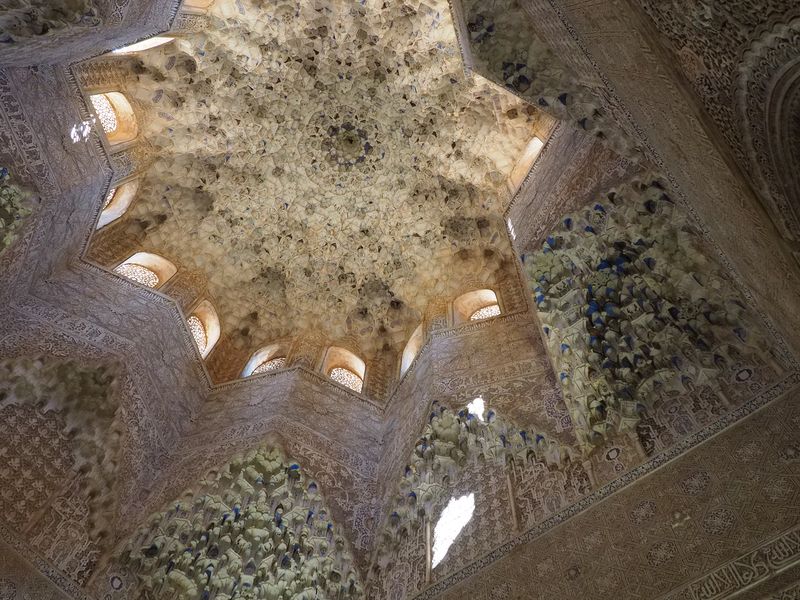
[253,357,286,374]
[453,289,501,324]
[400,324,424,376]
[242,343,289,377]
[181,0,216,13]
[330,367,363,393]
[112,36,174,54]
[89,92,138,145]
[113,252,176,289]
[97,179,138,229]
[469,304,501,321]
[322,347,365,394]
[187,300,220,358]
[507,136,544,196]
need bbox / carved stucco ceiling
[123,0,550,356]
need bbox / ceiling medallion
[305,108,384,188]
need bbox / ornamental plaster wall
[369,402,588,599]
[80,0,553,362]
[506,122,643,253]
[0,0,181,68]
[0,44,579,589]
[0,61,212,431]
[430,386,800,600]
[359,164,800,597]
[110,446,366,599]
[635,0,800,247]
[369,305,798,599]
[0,306,174,510]
[531,0,800,357]
[0,403,100,586]
[376,308,573,500]
[181,369,386,566]
[525,177,786,449]
[0,540,75,600]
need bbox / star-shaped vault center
[123,0,549,357]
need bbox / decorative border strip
[178,414,381,481]
[414,371,800,598]
[0,524,93,600]
[767,581,800,600]
[658,524,800,600]
[430,309,529,339]
[443,0,473,75]
[64,63,123,256]
[65,0,184,66]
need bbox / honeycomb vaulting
[123,0,549,356]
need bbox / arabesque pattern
[370,401,577,596]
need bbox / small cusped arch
[453,289,501,325]
[113,252,176,289]
[187,299,220,358]
[400,324,424,376]
[97,179,139,229]
[322,347,365,393]
[243,343,289,377]
[89,92,138,145]
[112,36,174,54]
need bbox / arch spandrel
[124,429,379,578]
[369,400,582,596]
[101,442,367,598]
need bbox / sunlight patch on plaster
[70,120,94,143]
[432,493,475,568]
[467,396,485,421]
[113,36,173,54]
